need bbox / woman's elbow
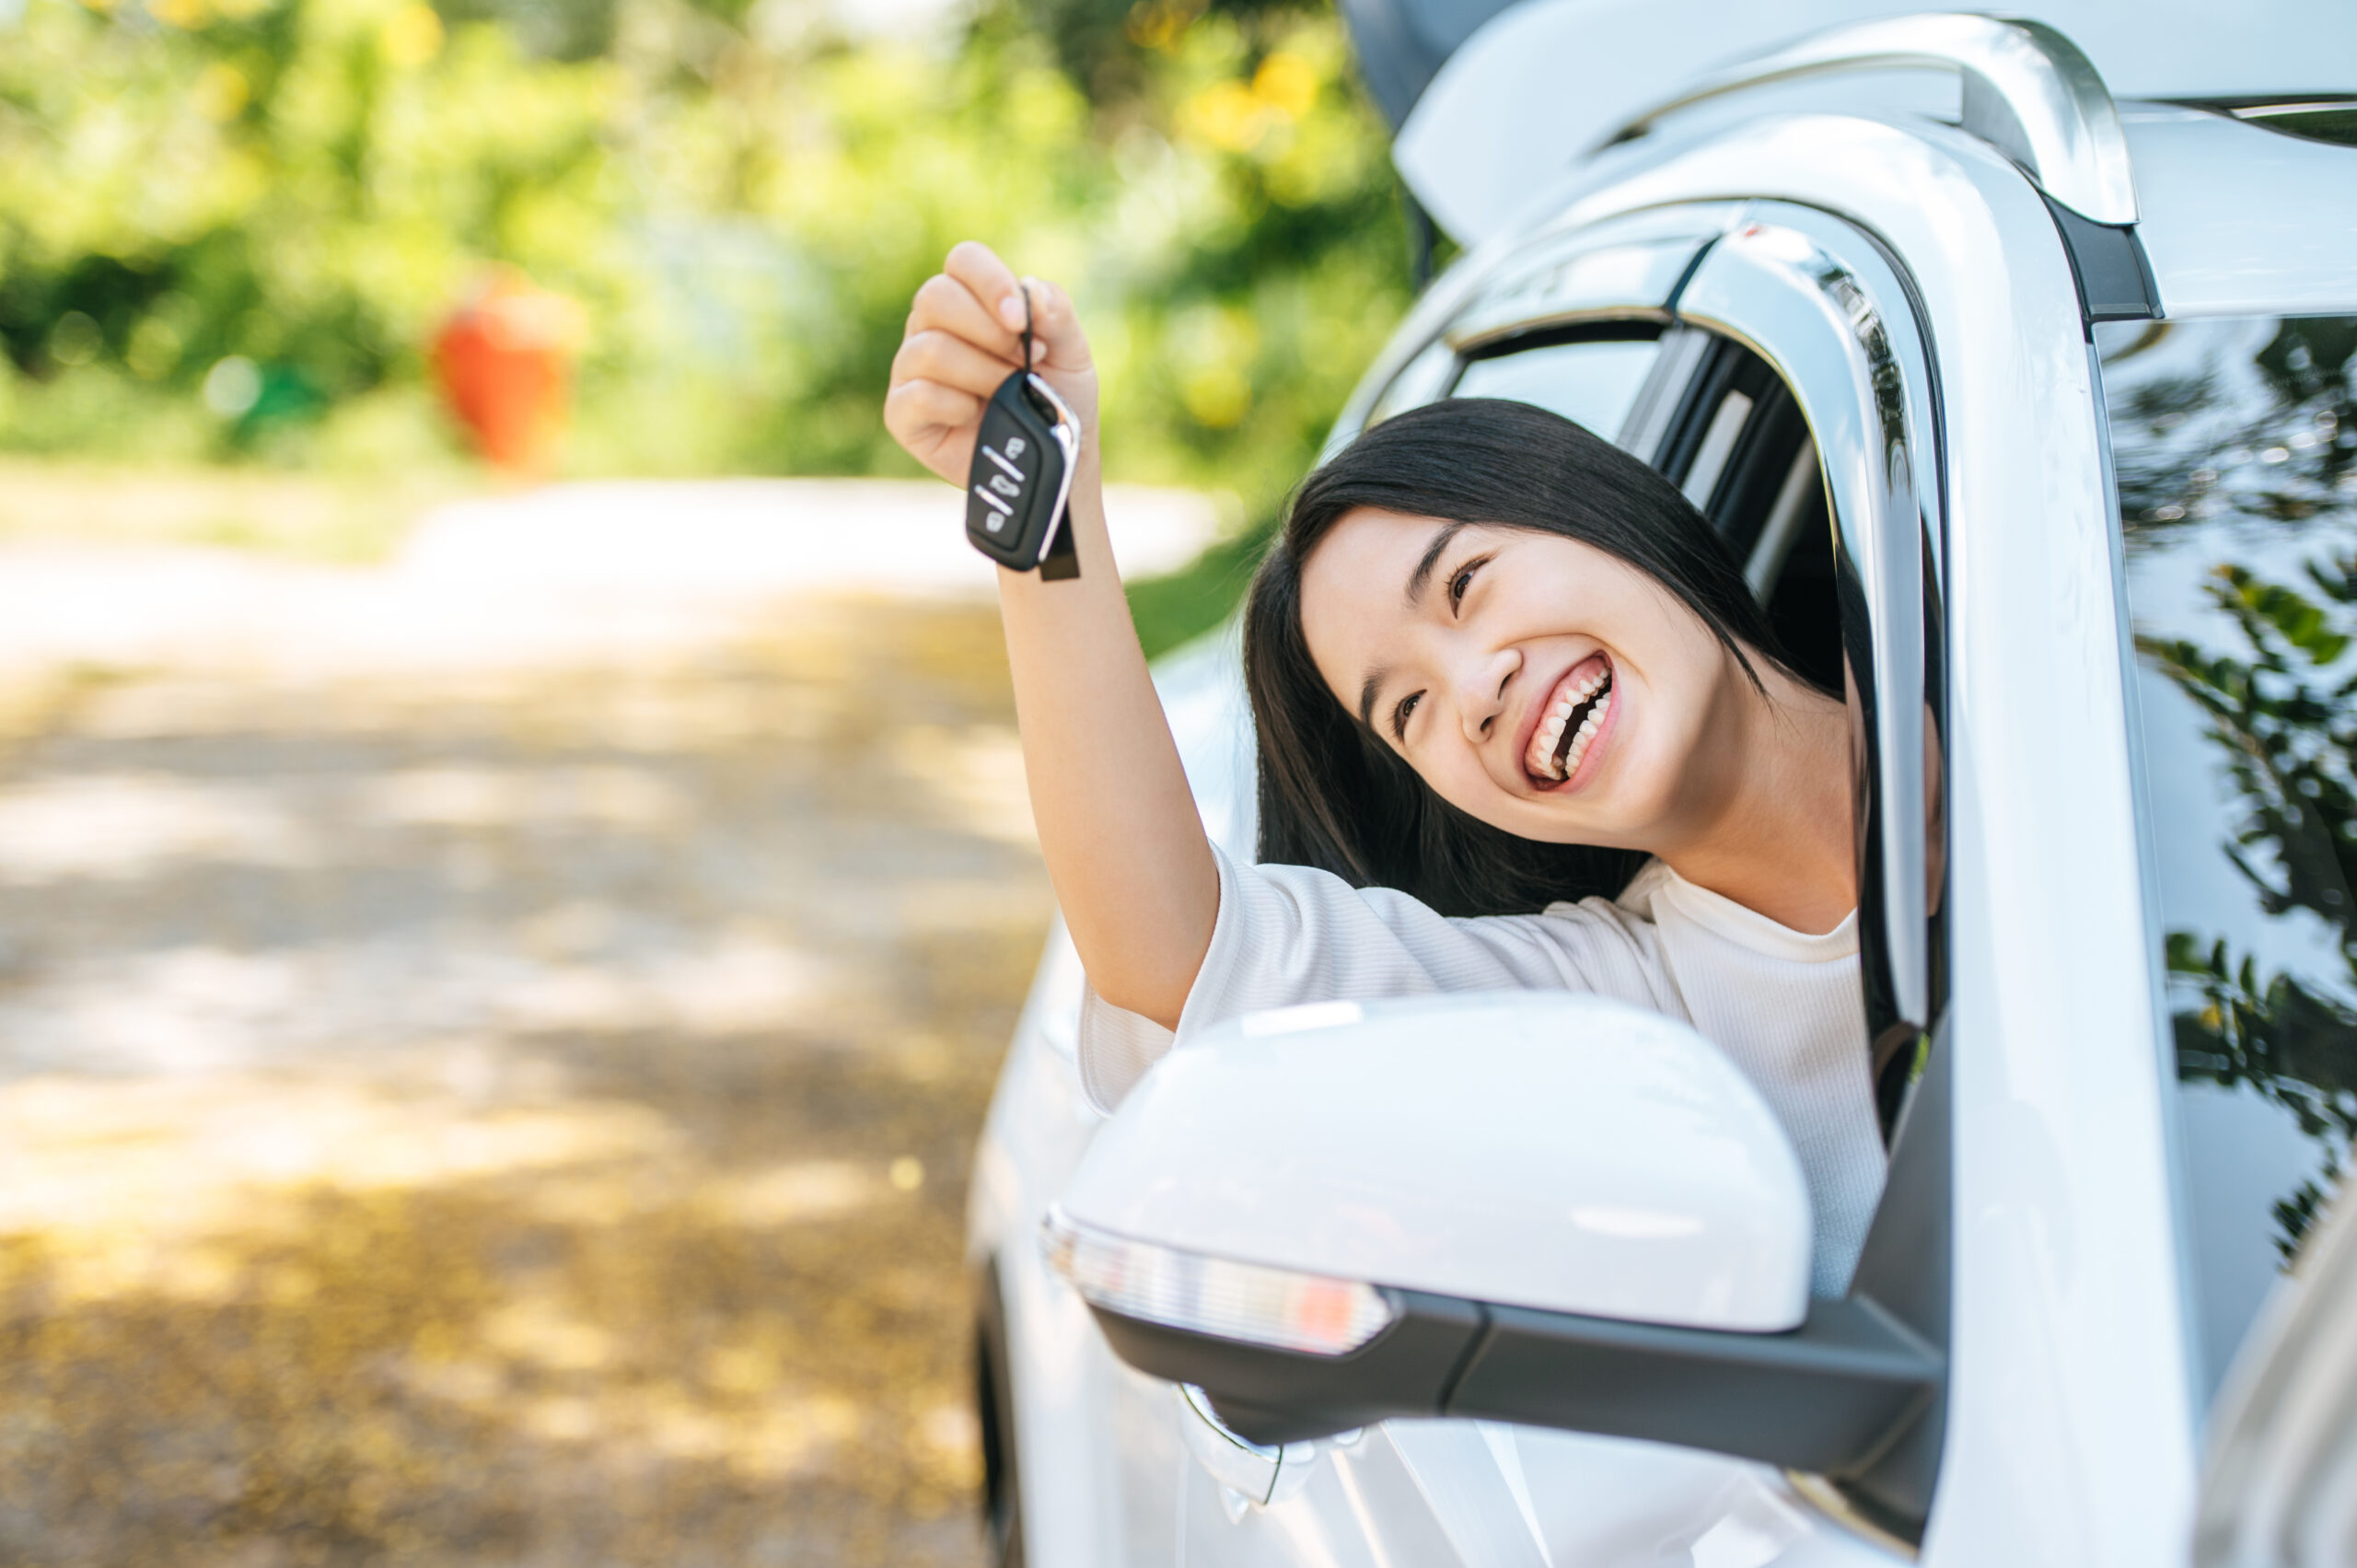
[1086,967,1186,1034]
[1066,891,1215,1035]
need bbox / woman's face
[1296,508,1752,851]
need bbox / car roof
[2122,104,2357,318]
[1390,0,2357,244]
[1335,0,1522,131]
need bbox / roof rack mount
[1606,12,2138,226]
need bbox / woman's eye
[1392,691,1422,740]
[1447,557,1487,611]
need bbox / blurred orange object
[434,271,586,473]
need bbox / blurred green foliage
[0,0,1411,644]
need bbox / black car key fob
[965,291,1081,579]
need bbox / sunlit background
[0,0,1411,1561]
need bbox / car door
[1109,197,1947,1568]
[1106,206,1741,1568]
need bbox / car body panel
[1390,0,2357,242]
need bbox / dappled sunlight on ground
[0,581,1045,1565]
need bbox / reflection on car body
[2107,313,2357,1391]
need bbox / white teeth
[1556,689,1614,780]
[1526,666,1612,782]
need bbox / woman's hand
[886,242,1100,485]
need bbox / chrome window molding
[1443,237,1694,352]
[1326,203,1745,457]
[1729,203,1948,595]
[1675,213,1943,1053]
[1605,13,2138,225]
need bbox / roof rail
[1605,13,2138,225]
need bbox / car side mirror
[1045,992,1939,1474]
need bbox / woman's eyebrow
[1355,523,1470,735]
[1404,521,1470,606]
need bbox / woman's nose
[1454,646,1518,744]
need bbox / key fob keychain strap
[964,285,1082,580]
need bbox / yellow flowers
[1178,49,1321,155]
[1127,0,1204,52]
[1253,50,1318,120]
[379,1,444,67]
[192,61,250,122]
[1171,303,1260,429]
[137,0,274,23]
[1179,363,1251,428]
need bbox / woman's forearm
[997,459,1217,1030]
[883,245,1217,1028]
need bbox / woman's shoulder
[1530,855,1674,923]
[1608,859,1861,962]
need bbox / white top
[1079,846,1888,1296]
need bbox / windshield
[2100,314,2357,1401]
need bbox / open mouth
[1526,659,1615,784]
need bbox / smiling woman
[1254,398,1845,923]
[885,244,1879,1292]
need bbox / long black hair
[1242,397,1802,918]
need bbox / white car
[966,6,2357,1564]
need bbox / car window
[1659,333,1848,730]
[1365,338,1457,428]
[2099,314,2357,1400]
[1449,333,1661,441]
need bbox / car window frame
[1360,197,1951,1150]
[1329,204,1746,456]
[1666,203,1954,1537]
[1674,206,1948,1080]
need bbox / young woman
[885,243,1882,1293]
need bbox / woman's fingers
[905,272,1022,369]
[883,242,1099,485]
[943,241,1028,336]
[891,327,1021,401]
[884,377,982,436]
[882,377,984,483]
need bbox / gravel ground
[0,526,1058,1566]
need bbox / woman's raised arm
[885,241,1217,1028]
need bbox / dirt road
[0,506,1078,1565]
